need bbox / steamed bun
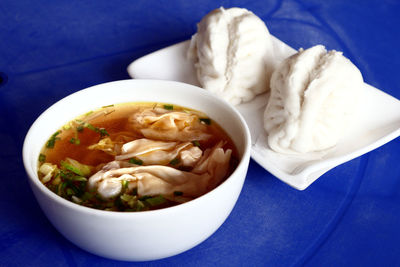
[188,7,274,105]
[264,45,364,154]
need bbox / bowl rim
[22,79,251,217]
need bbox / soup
[37,102,239,211]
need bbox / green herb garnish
[163,104,174,110]
[120,193,133,202]
[69,137,80,145]
[139,195,152,201]
[84,122,96,131]
[98,128,109,138]
[129,158,143,165]
[38,153,46,163]
[82,122,109,138]
[71,176,87,182]
[121,180,129,190]
[57,182,67,196]
[102,104,114,108]
[61,161,84,176]
[60,158,91,176]
[200,118,211,125]
[60,179,85,197]
[135,200,146,211]
[46,131,61,148]
[192,140,200,147]
[76,125,84,132]
[145,196,166,206]
[169,158,180,165]
[66,188,75,196]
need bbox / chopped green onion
[46,131,61,148]
[121,180,129,190]
[200,118,211,125]
[71,176,87,182]
[102,104,114,108]
[82,122,109,138]
[169,158,180,165]
[163,104,174,110]
[84,122,97,131]
[59,170,72,180]
[126,195,138,208]
[69,137,80,145]
[70,128,81,145]
[38,153,46,163]
[135,200,146,211]
[192,140,200,147]
[139,195,152,201]
[61,158,91,176]
[66,188,75,196]
[61,161,84,176]
[145,196,166,206]
[52,173,61,185]
[98,128,109,138]
[76,125,84,132]
[120,193,133,202]
[174,191,183,196]
[129,158,143,165]
[64,180,81,195]
[57,182,67,195]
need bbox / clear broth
[38,102,239,211]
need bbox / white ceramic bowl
[22,79,251,261]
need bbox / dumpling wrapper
[115,138,202,166]
[264,45,364,154]
[129,108,211,141]
[188,7,274,105]
[89,142,232,199]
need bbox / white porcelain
[22,79,251,261]
[127,37,400,190]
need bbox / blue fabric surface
[1,0,399,266]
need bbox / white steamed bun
[264,45,364,154]
[188,7,274,105]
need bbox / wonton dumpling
[115,138,202,166]
[180,146,203,167]
[130,109,211,141]
[264,45,364,154]
[88,142,232,199]
[188,7,274,105]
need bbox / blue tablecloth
[1,0,399,266]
